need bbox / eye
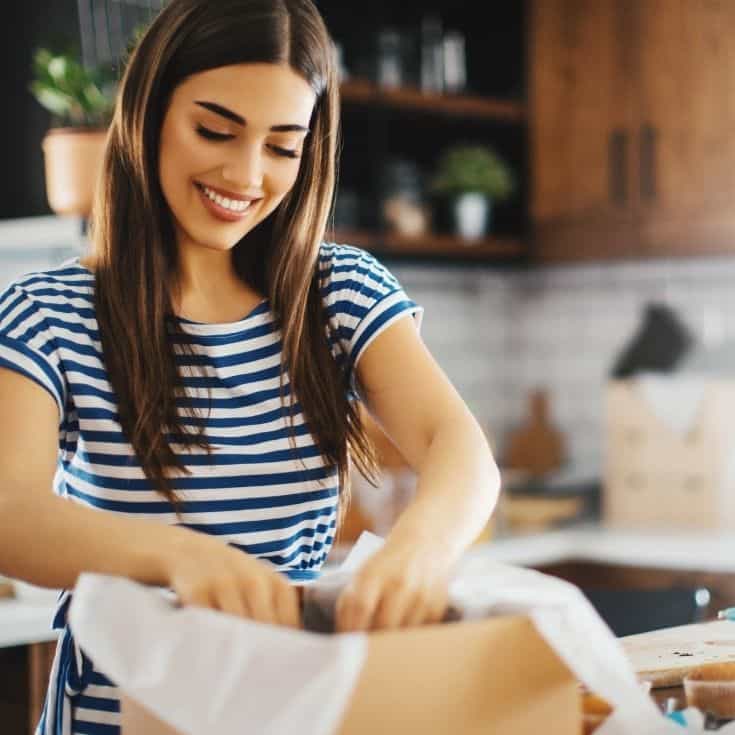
[195,124,234,142]
[268,144,301,159]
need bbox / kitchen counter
[0,600,59,648]
[3,522,735,649]
[468,522,735,573]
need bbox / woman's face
[158,63,316,255]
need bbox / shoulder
[0,258,96,342]
[0,257,95,317]
[318,242,368,277]
[318,242,400,297]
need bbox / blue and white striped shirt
[0,242,422,735]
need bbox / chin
[183,223,256,252]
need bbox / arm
[0,367,175,588]
[0,368,301,627]
[336,315,500,631]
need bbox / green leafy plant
[29,47,116,128]
[430,144,516,201]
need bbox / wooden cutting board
[622,621,735,688]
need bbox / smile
[194,182,261,222]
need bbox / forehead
[173,63,316,129]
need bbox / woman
[0,0,500,733]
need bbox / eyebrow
[194,100,309,132]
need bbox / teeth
[200,185,251,213]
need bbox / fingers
[173,563,301,628]
[211,583,249,619]
[274,583,302,629]
[335,579,382,633]
[243,576,278,624]
[182,583,214,611]
[338,577,450,632]
[405,586,448,628]
[373,584,416,630]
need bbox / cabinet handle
[608,129,628,205]
[640,124,657,202]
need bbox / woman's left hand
[334,541,451,633]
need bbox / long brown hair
[89,0,378,522]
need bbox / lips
[194,182,262,222]
[194,181,262,203]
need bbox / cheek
[159,124,207,199]
[269,161,302,197]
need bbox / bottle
[376,28,403,88]
[442,30,466,93]
[420,14,444,93]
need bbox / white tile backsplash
[398,254,735,477]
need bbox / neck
[173,241,240,301]
[172,239,263,322]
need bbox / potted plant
[429,143,515,241]
[29,47,116,216]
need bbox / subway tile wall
[394,255,735,477]
[3,223,735,479]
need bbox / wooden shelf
[328,228,526,260]
[339,79,526,123]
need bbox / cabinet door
[638,0,735,255]
[530,0,639,261]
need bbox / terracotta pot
[41,127,107,216]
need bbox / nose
[222,142,264,190]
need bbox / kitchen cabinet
[531,0,735,261]
[0,640,55,735]
[535,560,735,623]
[636,0,735,256]
[530,0,638,260]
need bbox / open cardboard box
[121,615,581,735]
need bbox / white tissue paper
[69,532,722,735]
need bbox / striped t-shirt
[0,242,422,735]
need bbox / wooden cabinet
[530,0,638,260]
[0,640,56,735]
[531,0,735,261]
[637,0,735,256]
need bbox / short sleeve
[0,283,67,419]
[319,243,424,393]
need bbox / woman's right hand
[163,530,302,628]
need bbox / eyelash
[195,125,300,159]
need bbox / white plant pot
[453,192,491,242]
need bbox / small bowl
[684,662,735,719]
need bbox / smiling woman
[0,1,500,734]
[158,64,314,252]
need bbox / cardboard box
[121,616,581,735]
[604,380,735,528]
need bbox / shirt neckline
[72,256,270,333]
